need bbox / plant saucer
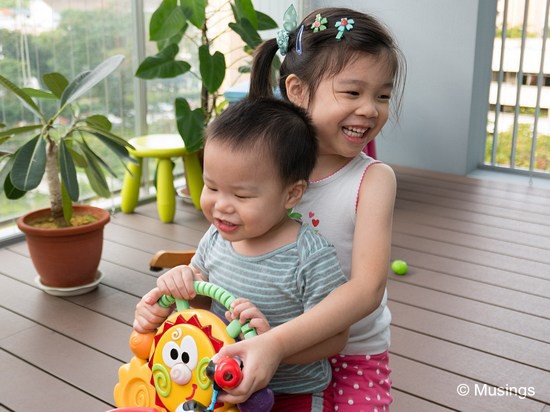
[34,270,104,296]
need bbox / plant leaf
[82,128,136,165]
[199,45,225,93]
[157,26,186,51]
[0,155,14,193]
[4,173,27,199]
[0,74,44,121]
[175,97,204,153]
[232,0,258,30]
[21,88,56,99]
[0,124,42,139]
[135,44,191,79]
[256,11,278,30]
[80,143,111,198]
[59,139,79,201]
[150,0,187,41]
[60,54,125,108]
[229,18,262,49]
[61,182,73,222]
[43,72,69,98]
[85,114,112,131]
[11,135,46,191]
[181,0,205,29]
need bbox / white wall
[302,0,498,175]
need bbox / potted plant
[0,54,133,294]
[135,0,278,158]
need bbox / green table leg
[183,152,204,210]
[120,157,142,213]
[156,158,176,223]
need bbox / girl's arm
[218,163,396,404]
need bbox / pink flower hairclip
[311,13,328,32]
[335,17,355,40]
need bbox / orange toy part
[114,356,165,411]
[130,330,156,360]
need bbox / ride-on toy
[113,280,274,411]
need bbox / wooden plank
[395,198,549,238]
[0,275,133,362]
[390,302,548,369]
[394,212,550,261]
[1,309,122,406]
[391,232,550,280]
[394,208,550,258]
[388,265,549,319]
[395,173,550,210]
[390,354,546,411]
[390,245,550,298]
[387,280,550,342]
[393,165,550,198]
[390,327,550,404]
[0,350,113,411]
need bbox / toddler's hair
[206,97,317,185]
[250,7,406,114]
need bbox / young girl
[134,97,349,411]
[217,7,406,411]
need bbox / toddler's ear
[285,74,308,107]
[285,180,307,209]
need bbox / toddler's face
[200,140,291,247]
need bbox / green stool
[120,134,203,223]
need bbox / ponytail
[249,38,279,99]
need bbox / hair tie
[276,5,298,56]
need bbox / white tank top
[293,152,391,355]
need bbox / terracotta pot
[16,205,110,288]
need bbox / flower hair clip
[335,17,355,40]
[311,13,327,32]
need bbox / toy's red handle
[214,357,243,389]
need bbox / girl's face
[290,53,394,159]
[200,140,301,252]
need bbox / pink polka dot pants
[330,352,393,412]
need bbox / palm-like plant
[0,54,133,227]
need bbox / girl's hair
[250,7,406,115]
[205,97,317,185]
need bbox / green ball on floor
[391,259,408,275]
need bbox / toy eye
[179,336,199,369]
[162,336,199,370]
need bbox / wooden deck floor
[1,166,549,411]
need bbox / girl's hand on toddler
[133,287,172,333]
[227,298,270,335]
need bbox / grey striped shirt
[191,223,347,394]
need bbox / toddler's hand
[227,298,270,335]
[133,287,172,333]
[156,265,198,300]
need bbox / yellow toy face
[149,310,235,412]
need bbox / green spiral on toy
[151,363,171,397]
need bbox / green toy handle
[158,281,257,340]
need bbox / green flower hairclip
[311,13,327,32]
[335,17,355,40]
